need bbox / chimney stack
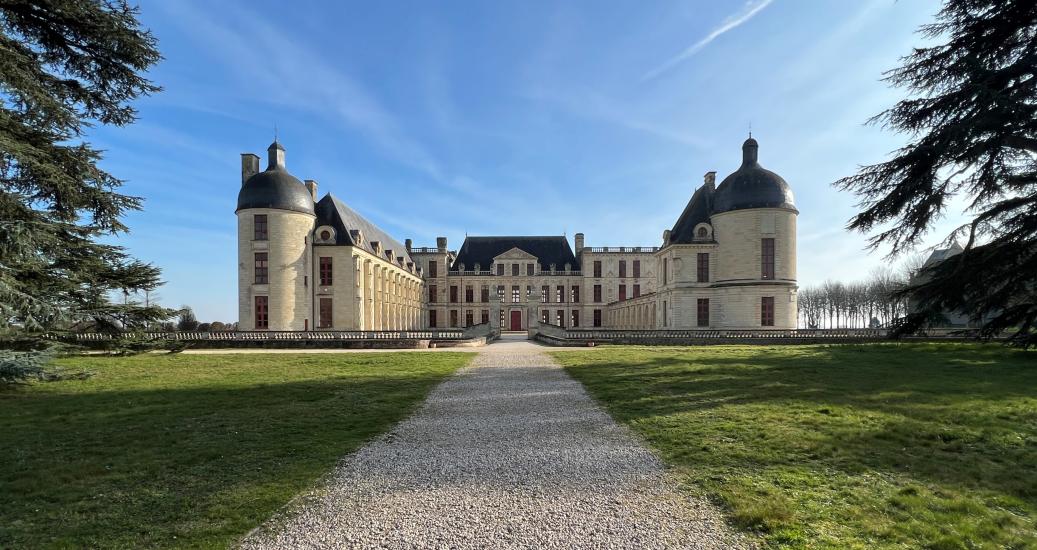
[662,229,671,245]
[704,171,716,190]
[304,179,318,200]
[436,236,447,252]
[574,232,585,253]
[267,141,286,170]
[405,238,413,251]
[241,153,260,186]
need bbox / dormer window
[474,263,481,272]
[564,263,571,272]
[697,227,707,238]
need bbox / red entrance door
[510,310,522,331]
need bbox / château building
[236,137,798,331]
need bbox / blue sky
[93,0,957,322]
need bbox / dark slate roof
[669,183,714,244]
[315,194,413,264]
[450,236,578,271]
[236,168,315,214]
[712,138,796,215]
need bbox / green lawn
[553,344,1037,549]
[0,352,472,549]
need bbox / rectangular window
[593,260,602,278]
[254,253,268,284]
[593,284,602,303]
[593,309,602,327]
[542,309,550,324]
[428,284,437,303]
[512,263,520,276]
[450,309,459,327]
[527,263,534,276]
[465,310,474,327]
[633,284,641,298]
[512,285,520,303]
[697,253,709,282]
[319,256,333,286]
[571,310,580,327]
[527,285,533,300]
[762,296,775,326]
[633,260,641,278]
[254,296,269,329]
[663,258,668,285]
[450,285,458,303]
[697,298,709,327]
[428,260,438,278]
[481,309,490,325]
[497,263,504,276]
[663,301,668,326]
[253,214,268,241]
[571,285,580,303]
[762,238,775,279]
[619,260,627,278]
[497,285,505,303]
[499,309,505,327]
[542,285,550,303]
[319,297,333,328]
[481,286,489,303]
[556,285,565,303]
[618,285,627,301]
[557,310,565,327]
[465,285,474,303]
[429,310,437,328]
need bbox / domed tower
[710,137,798,328]
[236,141,316,331]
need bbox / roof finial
[748,121,752,139]
[274,123,278,143]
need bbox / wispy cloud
[642,0,774,81]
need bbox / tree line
[797,255,924,329]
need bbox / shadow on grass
[0,369,455,549]
[558,344,1037,546]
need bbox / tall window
[481,286,489,302]
[593,260,602,278]
[512,285,520,303]
[571,285,580,303]
[593,284,602,303]
[465,285,474,302]
[254,296,268,329]
[663,258,668,285]
[593,309,602,327]
[663,300,668,326]
[633,260,641,278]
[527,285,533,300]
[527,263,534,276]
[481,309,490,324]
[761,296,775,326]
[497,285,505,303]
[542,310,550,324]
[428,284,437,303]
[556,310,565,327]
[450,285,458,302]
[619,260,627,278]
[429,310,437,328]
[633,284,640,298]
[450,309,459,327]
[497,263,504,276]
[571,310,580,327]
[499,309,505,327]
[512,263,520,276]
[428,260,438,278]
[762,238,775,279]
[697,253,709,283]
[542,285,550,303]
[253,214,268,240]
[319,297,333,328]
[556,285,565,303]
[618,285,627,301]
[465,310,474,327]
[319,256,333,286]
[254,253,268,284]
[697,298,709,327]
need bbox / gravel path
[239,335,748,549]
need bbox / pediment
[493,247,538,261]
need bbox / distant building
[236,137,798,331]
[907,243,982,327]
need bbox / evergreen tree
[0,1,171,361]
[835,0,1037,346]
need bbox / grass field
[0,352,472,549]
[553,343,1037,549]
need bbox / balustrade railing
[51,330,471,342]
[585,246,660,253]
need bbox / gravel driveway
[239,335,748,549]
